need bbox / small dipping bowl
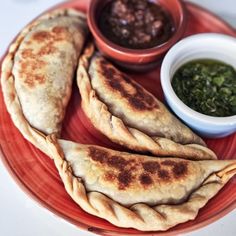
[88,0,187,71]
[161,33,236,138]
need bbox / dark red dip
[98,0,175,49]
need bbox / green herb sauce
[172,60,236,117]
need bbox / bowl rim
[87,0,187,58]
[161,33,236,127]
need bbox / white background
[0,1,236,236]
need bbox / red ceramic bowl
[88,0,187,71]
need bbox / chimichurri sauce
[172,60,236,117]
[99,0,175,49]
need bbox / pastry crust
[46,135,236,231]
[77,43,216,160]
[1,8,87,155]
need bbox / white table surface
[0,1,236,236]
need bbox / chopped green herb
[172,59,236,117]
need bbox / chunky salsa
[99,0,175,49]
[172,60,236,117]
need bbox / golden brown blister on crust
[88,147,190,192]
[17,25,75,89]
[95,58,158,111]
[77,43,216,160]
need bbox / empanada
[1,9,87,154]
[46,135,236,231]
[77,44,216,160]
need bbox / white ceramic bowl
[161,33,236,138]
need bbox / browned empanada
[77,43,216,160]
[1,9,87,155]
[46,135,236,231]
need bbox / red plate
[0,1,236,235]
